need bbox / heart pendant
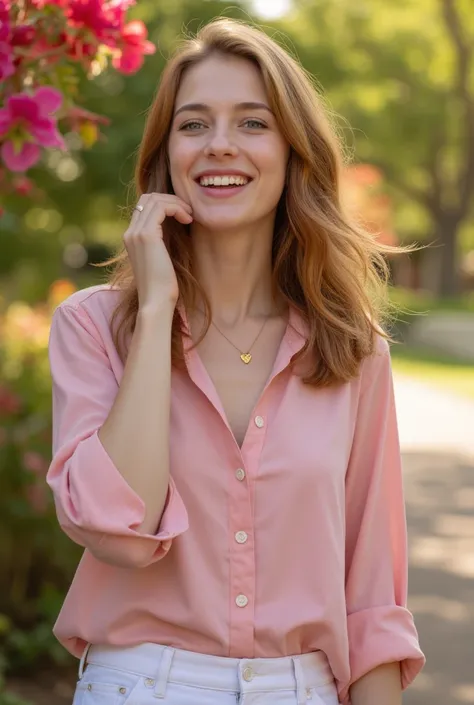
[240,353,252,364]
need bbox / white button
[235,468,246,481]
[254,415,264,428]
[235,531,248,544]
[236,594,248,607]
[242,666,253,682]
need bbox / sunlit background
[252,0,292,18]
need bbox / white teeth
[199,175,249,187]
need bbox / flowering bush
[0,0,155,206]
[0,279,80,690]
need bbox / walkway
[393,373,474,705]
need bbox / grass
[390,344,474,400]
[387,287,474,399]
[388,286,474,315]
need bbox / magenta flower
[0,86,65,172]
[0,0,10,27]
[112,20,155,75]
[0,40,14,79]
[68,0,123,41]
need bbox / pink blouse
[46,284,425,704]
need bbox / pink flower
[104,0,135,31]
[0,40,14,79]
[0,0,10,27]
[112,20,155,75]
[28,0,68,8]
[13,174,34,195]
[0,86,65,172]
[23,451,48,475]
[68,0,122,41]
[0,385,21,415]
[10,24,36,47]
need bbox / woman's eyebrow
[173,101,273,118]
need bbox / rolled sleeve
[46,303,189,568]
[342,337,425,704]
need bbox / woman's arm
[341,336,425,704]
[350,662,402,705]
[98,304,174,535]
[47,301,188,569]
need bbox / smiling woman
[46,16,425,705]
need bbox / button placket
[229,397,270,657]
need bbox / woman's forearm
[349,662,402,705]
[98,305,174,535]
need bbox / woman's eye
[243,119,266,129]
[180,121,206,131]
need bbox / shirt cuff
[340,604,426,705]
[50,429,189,567]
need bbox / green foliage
[0,292,80,681]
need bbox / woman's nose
[203,128,238,158]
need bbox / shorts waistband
[80,642,334,699]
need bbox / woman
[47,17,425,705]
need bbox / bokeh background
[1,0,473,704]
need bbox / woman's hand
[124,193,193,311]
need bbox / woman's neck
[190,223,279,325]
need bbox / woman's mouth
[194,174,252,198]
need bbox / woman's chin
[192,213,250,233]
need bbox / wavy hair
[94,16,408,387]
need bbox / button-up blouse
[46,285,425,705]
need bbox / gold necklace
[210,313,271,364]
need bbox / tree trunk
[434,213,461,297]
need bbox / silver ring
[134,204,144,212]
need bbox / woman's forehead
[176,55,267,106]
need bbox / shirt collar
[177,301,307,362]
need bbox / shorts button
[242,666,253,681]
[119,687,127,694]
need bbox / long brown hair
[94,17,408,387]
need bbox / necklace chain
[210,313,271,364]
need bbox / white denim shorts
[72,642,341,705]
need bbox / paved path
[394,373,474,459]
[393,373,474,705]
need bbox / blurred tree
[284,0,474,295]
[3,0,472,300]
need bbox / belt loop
[292,656,307,705]
[78,643,92,681]
[153,646,175,699]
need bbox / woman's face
[168,54,289,233]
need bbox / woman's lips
[194,180,252,198]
